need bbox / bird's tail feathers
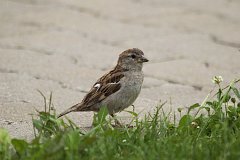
[57,103,82,118]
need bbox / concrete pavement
[0,0,239,139]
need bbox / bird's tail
[57,103,82,118]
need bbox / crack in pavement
[0,68,88,94]
[0,44,88,69]
[147,56,186,64]
[145,75,203,91]
[0,68,18,74]
[66,5,102,19]
[210,35,240,49]
[0,119,15,125]
[0,23,121,48]
[7,0,41,5]
[33,75,89,94]
[0,44,54,55]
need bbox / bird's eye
[131,54,136,59]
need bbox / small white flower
[197,126,200,129]
[122,139,127,143]
[212,76,223,84]
[191,122,198,127]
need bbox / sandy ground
[0,0,240,139]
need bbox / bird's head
[117,48,149,71]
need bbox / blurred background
[0,0,240,139]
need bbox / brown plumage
[58,48,148,118]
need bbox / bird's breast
[115,72,144,108]
[100,71,144,114]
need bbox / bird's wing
[79,67,126,110]
[57,67,126,117]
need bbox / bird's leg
[123,104,135,128]
[110,114,122,127]
[131,104,135,112]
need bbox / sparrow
[58,48,149,124]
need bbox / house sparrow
[58,48,148,123]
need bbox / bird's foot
[110,114,123,127]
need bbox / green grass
[1,79,240,160]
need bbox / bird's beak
[140,56,149,63]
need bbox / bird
[58,48,148,124]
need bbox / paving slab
[0,0,239,139]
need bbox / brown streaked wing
[82,83,121,108]
[98,67,125,84]
[80,67,126,110]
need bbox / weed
[0,78,240,160]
